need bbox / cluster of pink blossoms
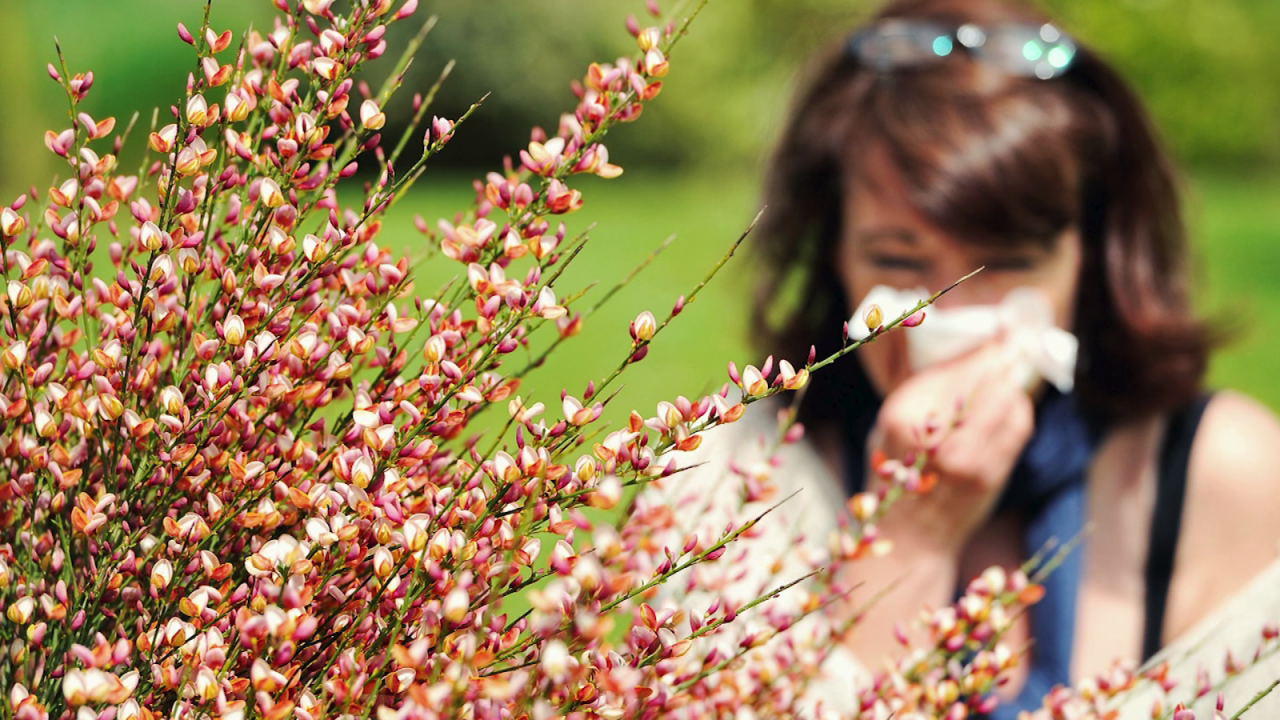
[2,1,1279,719]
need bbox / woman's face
[837,152,1083,396]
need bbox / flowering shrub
[0,1,1276,719]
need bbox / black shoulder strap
[1142,393,1214,661]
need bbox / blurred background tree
[3,0,1277,412]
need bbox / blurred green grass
[375,170,756,434]
[378,168,1280,428]
[1190,171,1280,408]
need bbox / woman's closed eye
[980,255,1039,272]
[868,254,929,272]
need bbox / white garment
[649,401,1280,717]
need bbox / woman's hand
[868,339,1036,557]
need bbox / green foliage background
[1,0,1277,419]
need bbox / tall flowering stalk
[1,1,1276,720]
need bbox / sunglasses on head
[847,20,1077,79]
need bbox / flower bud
[140,221,165,251]
[587,474,622,509]
[302,233,329,263]
[149,254,174,284]
[863,303,883,332]
[177,247,201,273]
[150,559,173,590]
[443,586,469,623]
[34,410,56,438]
[422,334,446,364]
[148,124,178,154]
[429,116,454,146]
[1,208,25,236]
[7,281,32,309]
[359,99,386,131]
[847,492,878,523]
[259,178,285,208]
[174,147,201,176]
[740,365,767,397]
[575,455,598,484]
[372,546,394,578]
[777,359,809,391]
[7,596,34,624]
[223,314,246,346]
[312,57,342,81]
[159,386,184,414]
[631,310,657,343]
[99,394,124,421]
[642,48,669,77]
[193,667,218,701]
[637,27,662,52]
[2,341,27,370]
[541,639,570,681]
[186,95,208,127]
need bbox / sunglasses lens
[853,21,954,69]
[975,24,1076,78]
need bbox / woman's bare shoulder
[1183,391,1280,537]
[1169,390,1280,639]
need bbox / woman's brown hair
[753,0,1214,427]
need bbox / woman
[669,0,1280,714]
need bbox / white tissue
[848,285,1078,393]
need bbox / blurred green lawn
[377,168,1280,429]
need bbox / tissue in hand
[848,285,1077,393]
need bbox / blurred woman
[691,0,1280,713]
